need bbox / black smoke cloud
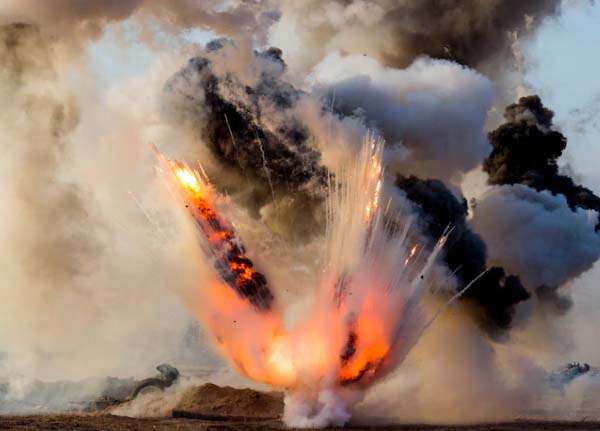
[395,175,529,335]
[163,41,328,238]
[484,95,600,231]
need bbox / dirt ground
[1,415,600,431]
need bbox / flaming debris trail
[159,137,458,427]
[160,156,274,311]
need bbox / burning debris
[166,159,274,311]
[159,138,461,427]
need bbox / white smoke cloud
[0,23,223,395]
[307,53,495,183]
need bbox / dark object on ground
[546,362,594,392]
[172,383,284,420]
[129,364,180,400]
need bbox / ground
[1,415,600,431]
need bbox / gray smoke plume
[310,53,494,183]
[0,22,99,296]
[472,95,600,313]
[272,0,561,75]
[484,95,600,231]
[471,185,600,291]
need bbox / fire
[339,312,390,384]
[166,160,274,312]
[157,136,451,425]
[174,166,201,194]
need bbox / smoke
[309,53,495,183]
[0,22,227,404]
[471,185,600,290]
[2,0,600,427]
[162,40,329,240]
[394,175,529,335]
[484,95,600,231]
[1,0,279,49]
[270,0,561,75]
[161,43,496,244]
[471,95,600,315]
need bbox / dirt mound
[172,383,283,421]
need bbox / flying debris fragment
[162,156,274,311]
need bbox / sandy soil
[1,415,600,431]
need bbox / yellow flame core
[174,166,201,194]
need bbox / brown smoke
[272,0,561,75]
[1,0,279,49]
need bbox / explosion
[1,1,600,429]
[159,138,457,426]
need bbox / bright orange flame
[338,295,390,383]
[165,145,404,391]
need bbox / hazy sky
[526,1,600,186]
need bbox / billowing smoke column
[471,96,600,310]
[162,138,458,427]
[484,95,600,231]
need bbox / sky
[525,1,600,186]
